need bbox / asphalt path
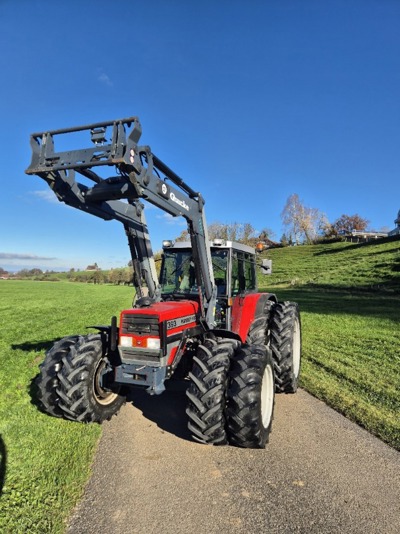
[67,387,400,534]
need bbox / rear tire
[246,300,274,346]
[226,344,275,449]
[270,302,301,393]
[56,333,125,422]
[35,336,80,418]
[186,338,239,444]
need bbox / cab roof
[163,240,256,255]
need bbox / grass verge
[0,281,133,533]
[265,286,400,450]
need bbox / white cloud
[98,71,113,87]
[155,213,186,226]
[31,190,59,204]
[0,252,57,260]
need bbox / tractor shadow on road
[127,381,192,442]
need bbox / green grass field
[0,237,399,532]
[0,282,134,533]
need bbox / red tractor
[26,117,301,448]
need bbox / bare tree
[241,222,256,244]
[331,214,369,236]
[208,221,258,245]
[259,227,274,241]
[281,194,328,244]
[174,221,259,246]
[208,222,229,240]
[175,229,190,242]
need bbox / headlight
[119,336,132,347]
[146,338,161,350]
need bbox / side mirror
[260,259,272,275]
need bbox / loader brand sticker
[158,181,170,198]
[170,192,189,211]
[166,314,196,330]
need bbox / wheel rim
[93,359,119,406]
[292,317,301,378]
[260,363,274,428]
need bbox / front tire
[56,334,125,422]
[35,336,80,418]
[186,338,238,444]
[226,344,275,449]
[270,302,301,393]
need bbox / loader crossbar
[26,117,142,174]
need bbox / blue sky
[0,0,399,271]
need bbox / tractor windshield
[160,248,228,296]
[160,250,197,296]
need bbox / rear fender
[231,293,276,342]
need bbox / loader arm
[26,117,216,326]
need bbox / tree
[175,229,190,242]
[123,266,133,285]
[331,214,369,236]
[154,250,162,277]
[108,268,124,285]
[88,270,105,284]
[240,222,257,245]
[280,233,289,247]
[281,194,328,244]
[175,221,261,246]
[30,268,43,276]
[258,227,274,241]
[15,269,30,278]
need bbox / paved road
[67,387,400,534]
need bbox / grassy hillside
[260,236,400,292]
[259,236,400,451]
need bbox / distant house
[345,208,400,242]
[388,209,400,237]
[346,230,389,243]
[0,269,9,280]
[86,263,100,271]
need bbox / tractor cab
[160,240,258,329]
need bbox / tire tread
[186,338,239,444]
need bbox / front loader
[26,117,301,448]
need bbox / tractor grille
[119,347,162,364]
[121,314,160,336]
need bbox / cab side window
[231,251,256,294]
[244,253,256,290]
[231,252,240,295]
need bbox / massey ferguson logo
[170,192,189,211]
